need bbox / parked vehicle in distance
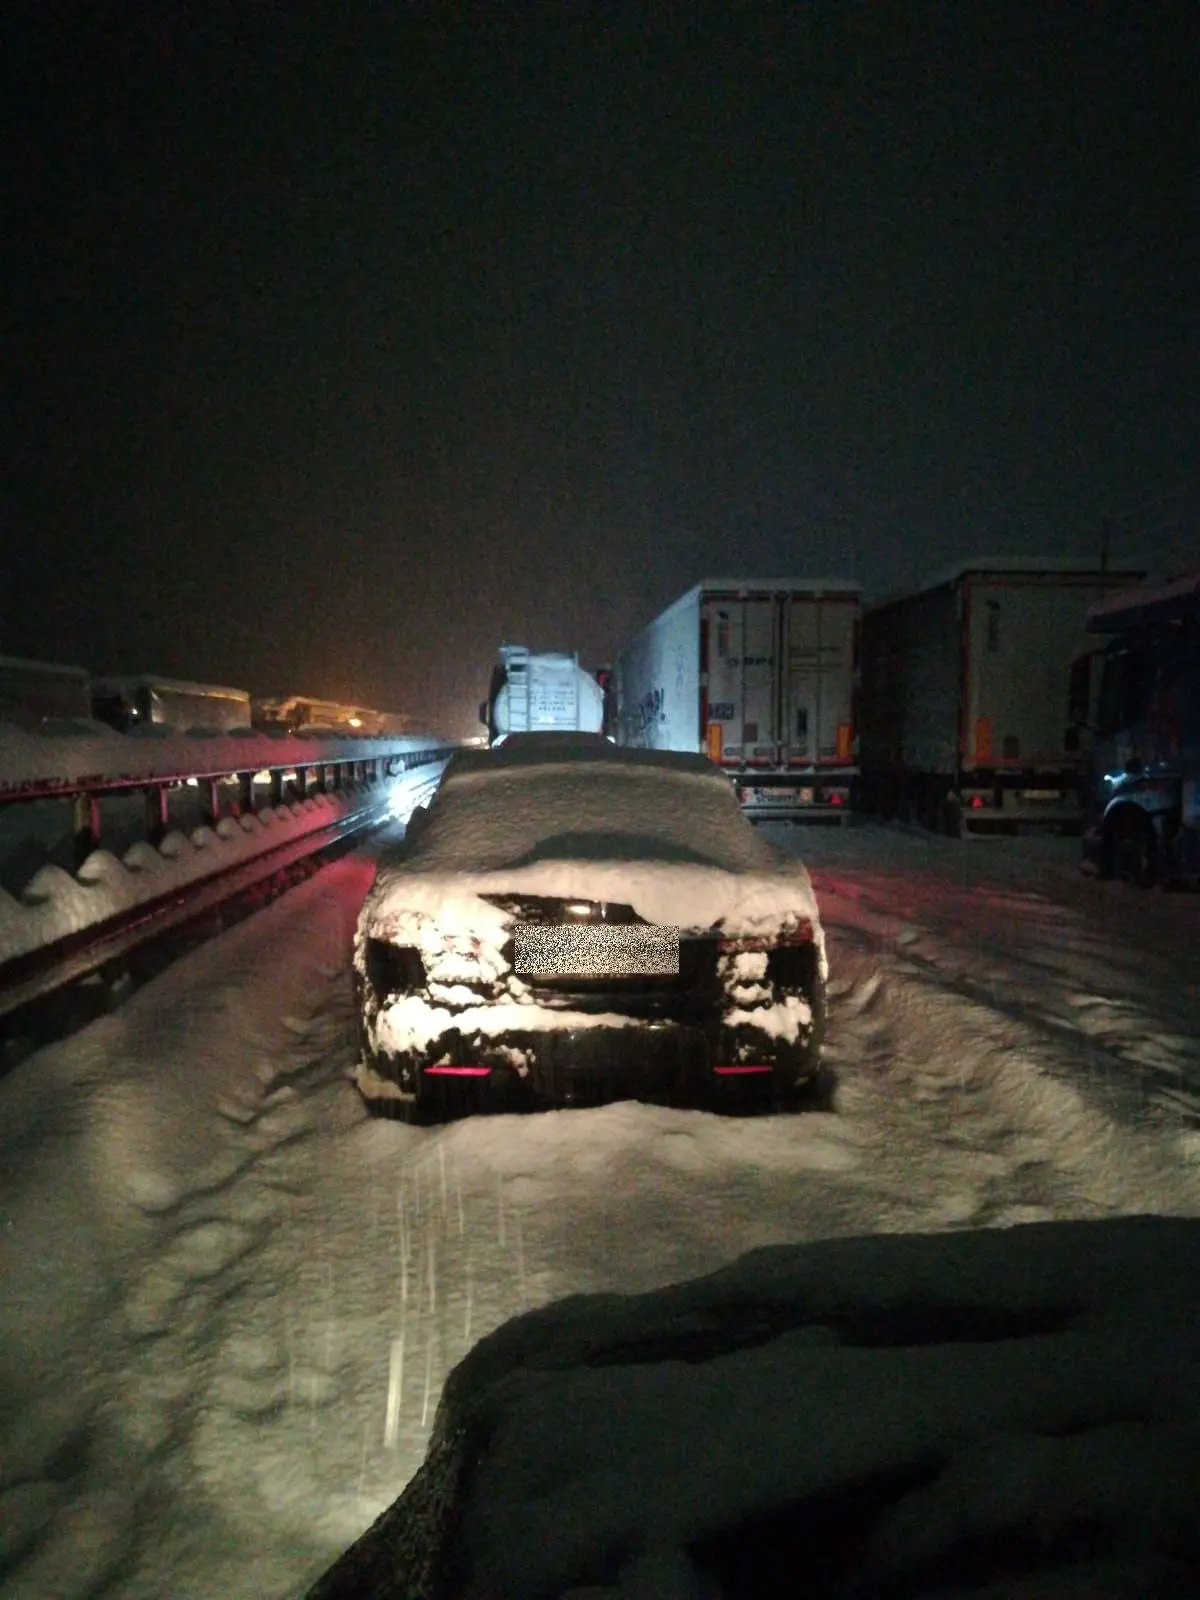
[479,647,606,744]
[90,675,252,734]
[857,558,1145,836]
[611,579,861,822]
[0,655,92,728]
[251,695,417,736]
[353,732,827,1122]
[1069,569,1200,887]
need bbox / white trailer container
[481,647,605,744]
[613,579,861,821]
[858,558,1145,835]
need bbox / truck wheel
[1112,814,1158,889]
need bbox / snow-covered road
[1,823,1197,1599]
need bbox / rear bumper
[365,1016,817,1108]
[956,776,1085,833]
[959,805,1084,831]
[735,771,857,822]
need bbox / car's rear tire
[772,1056,835,1113]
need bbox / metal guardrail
[0,726,458,1023]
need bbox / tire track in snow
[814,866,1200,1234]
[0,860,374,1600]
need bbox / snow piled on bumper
[375,995,641,1057]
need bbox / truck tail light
[970,794,985,809]
[974,717,993,762]
[836,722,852,761]
[707,722,724,762]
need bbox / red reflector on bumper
[713,1065,774,1076]
[424,1065,491,1077]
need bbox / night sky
[4,4,1195,736]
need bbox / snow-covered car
[353,732,827,1121]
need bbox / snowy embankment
[0,823,1197,1598]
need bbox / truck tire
[1111,812,1158,889]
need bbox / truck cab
[1069,572,1200,886]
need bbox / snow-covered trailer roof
[0,654,90,680]
[866,557,1147,613]
[917,556,1147,594]
[627,577,862,639]
[1085,569,1200,633]
[690,576,862,594]
[91,674,251,701]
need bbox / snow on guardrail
[0,720,457,980]
[0,719,451,799]
[0,792,362,968]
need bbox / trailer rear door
[701,596,779,763]
[781,596,856,766]
[964,576,1127,769]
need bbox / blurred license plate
[748,788,801,804]
[1021,790,1061,802]
[514,923,680,976]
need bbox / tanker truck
[480,646,606,745]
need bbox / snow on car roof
[367,735,821,937]
[444,730,718,778]
[407,737,779,874]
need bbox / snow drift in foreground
[307,1215,1200,1600]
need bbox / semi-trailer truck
[480,647,606,745]
[611,579,861,821]
[1069,569,1200,887]
[858,558,1145,835]
[90,676,253,734]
